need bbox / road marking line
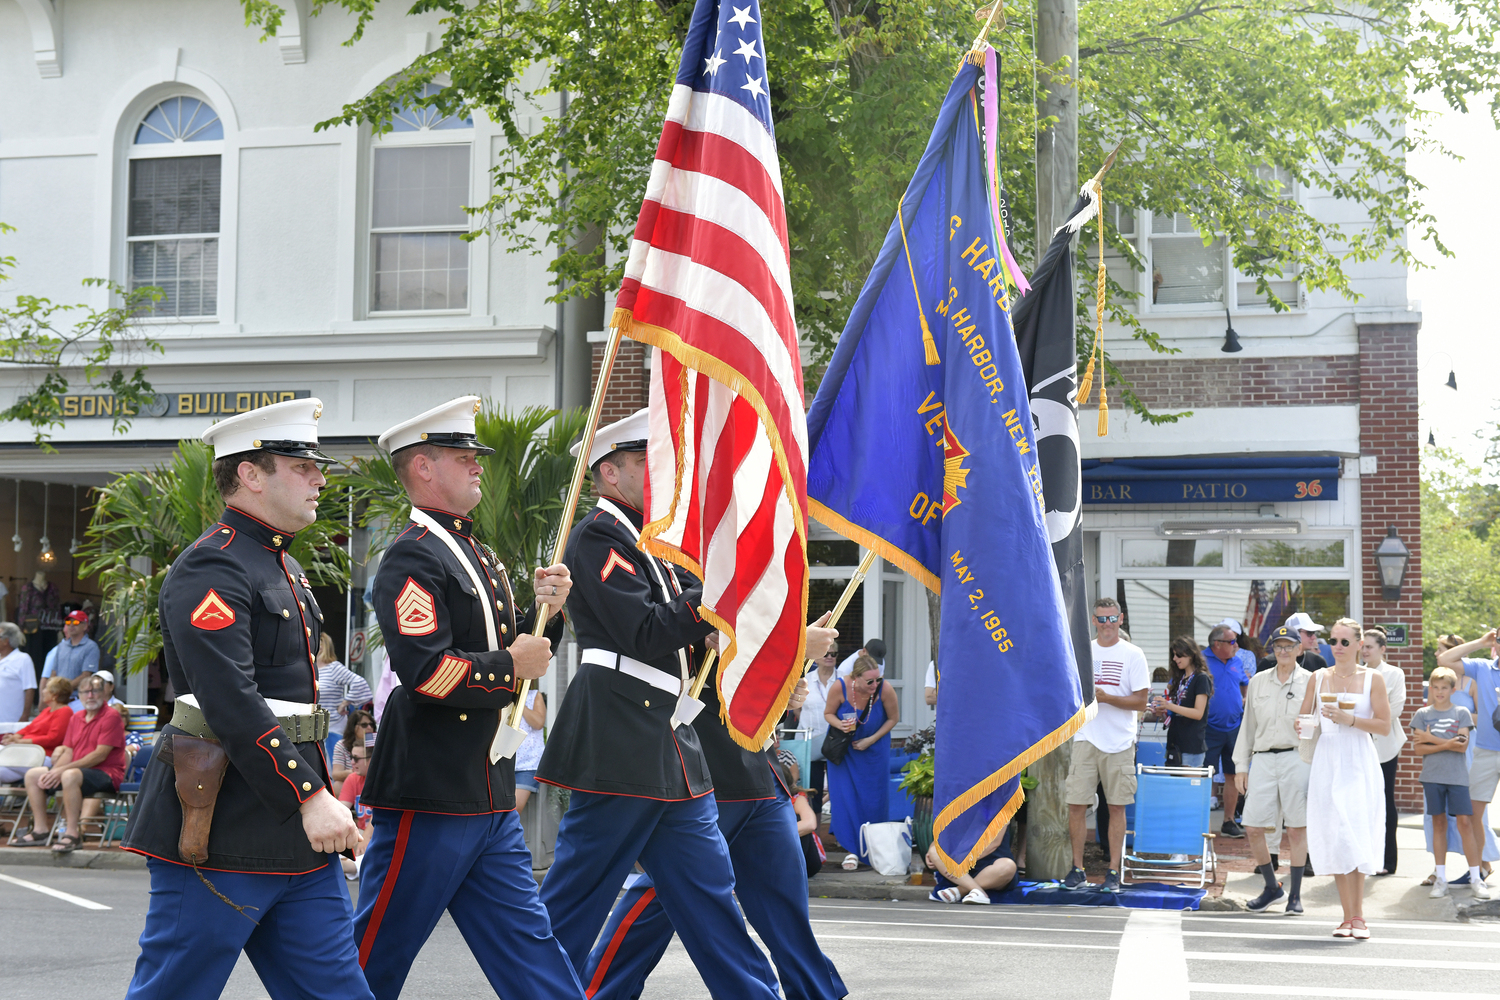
[1113,909,1188,1000]
[1184,930,1500,949]
[0,871,110,910]
[810,917,1120,935]
[1188,985,1498,999]
[1188,951,1500,971]
[808,901,1131,920]
[1185,914,1500,935]
[810,933,1116,950]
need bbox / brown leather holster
[157,734,230,865]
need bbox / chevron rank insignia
[600,549,637,582]
[415,655,470,698]
[396,578,437,636]
[190,589,236,631]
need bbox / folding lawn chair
[1121,764,1217,889]
[0,743,45,841]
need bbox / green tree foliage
[338,404,589,611]
[1421,443,1500,673]
[78,442,351,677]
[242,0,1499,418]
[0,222,164,448]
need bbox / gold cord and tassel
[897,195,940,366]
[1076,178,1110,436]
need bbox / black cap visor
[258,440,337,464]
[393,432,496,457]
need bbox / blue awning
[1080,456,1341,504]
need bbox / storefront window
[808,539,859,567]
[1117,578,1349,670]
[1241,538,1344,568]
[1121,539,1222,568]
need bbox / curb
[810,880,933,903]
[1198,895,1244,912]
[1456,897,1500,922]
[0,846,148,871]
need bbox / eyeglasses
[1095,615,1121,624]
[1332,637,1354,647]
[1212,638,1238,646]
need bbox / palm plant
[78,441,350,677]
[338,404,589,610]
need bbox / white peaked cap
[201,397,333,462]
[572,408,650,469]
[378,395,495,456]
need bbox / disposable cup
[1297,714,1319,740]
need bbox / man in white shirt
[0,622,37,723]
[924,660,937,707]
[836,638,885,677]
[1063,598,1150,893]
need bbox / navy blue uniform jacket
[536,500,716,800]
[123,506,332,874]
[363,508,564,814]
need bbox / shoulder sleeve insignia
[415,654,470,698]
[190,590,236,631]
[396,578,438,636]
[600,549,638,582]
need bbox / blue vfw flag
[806,55,1085,873]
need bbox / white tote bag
[860,818,913,876]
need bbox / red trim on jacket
[532,776,712,803]
[121,844,330,877]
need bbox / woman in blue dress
[824,654,901,868]
[1422,642,1500,883]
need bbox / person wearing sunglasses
[1061,598,1150,892]
[1203,625,1252,838]
[1285,613,1334,670]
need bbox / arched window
[128,96,222,318]
[370,84,474,313]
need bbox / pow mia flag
[1012,191,1099,701]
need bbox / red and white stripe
[617,83,809,749]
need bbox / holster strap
[170,699,329,745]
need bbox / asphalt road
[2,866,1496,999]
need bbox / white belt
[582,649,682,696]
[177,693,316,716]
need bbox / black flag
[1013,193,1097,701]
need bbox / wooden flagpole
[493,325,625,756]
[682,548,879,703]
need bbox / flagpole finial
[967,3,1006,63]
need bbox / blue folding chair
[1121,764,1217,888]
[100,736,154,845]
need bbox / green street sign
[1374,623,1408,647]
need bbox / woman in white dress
[1299,617,1390,940]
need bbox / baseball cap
[1284,612,1324,633]
[1267,626,1298,647]
[94,670,115,685]
[64,610,89,625]
[1216,618,1243,635]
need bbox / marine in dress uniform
[351,396,584,1000]
[581,636,848,1000]
[534,410,780,999]
[123,399,374,1000]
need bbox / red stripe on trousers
[585,887,659,998]
[358,809,414,968]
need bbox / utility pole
[1028,0,1079,883]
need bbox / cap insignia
[253,439,262,448]
[472,401,481,414]
[272,534,283,547]
[453,519,462,530]
[313,403,323,419]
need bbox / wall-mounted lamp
[1374,524,1411,602]
[1220,306,1243,353]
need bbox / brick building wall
[1358,323,1424,814]
[1110,355,1360,409]
[590,338,651,424]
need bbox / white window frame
[121,92,227,324]
[365,122,476,318]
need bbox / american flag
[613,0,809,749]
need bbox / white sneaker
[1473,879,1492,900]
[1430,881,1449,898]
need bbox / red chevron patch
[600,549,638,582]
[190,589,235,631]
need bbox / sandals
[1332,922,1353,939]
[1420,872,1437,886]
[51,834,78,854]
[12,829,50,847]
[841,854,859,871]
[1349,918,1371,941]
[961,888,991,905]
[933,887,963,903]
